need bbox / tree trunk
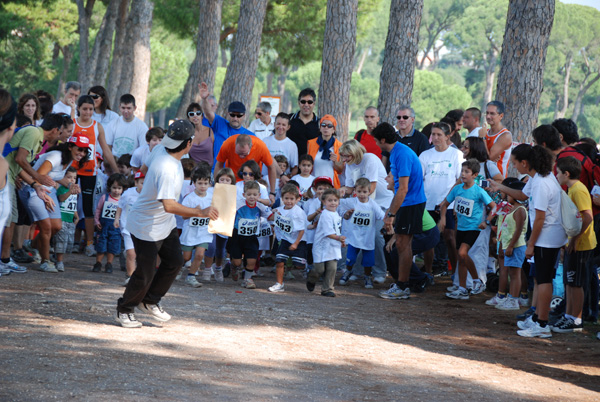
[220,47,228,68]
[318,0,359,141]
[355,48,368,74]
[217,0,269,119]
[91,0,120,87]
[176,0,223,119]
[378,0,424,125]
[556,52,572,119]
[277,65,290,112]
[128,0,154,119]
[158,108,166,128]
[56,45,74,101]
[572,72,600,122]
[552,95,560,120]
[495,0,555,143]
[107,0,131,107]
[76,0,96,92]
[481,49,497,116]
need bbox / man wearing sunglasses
[394,105,430,157]
[287,88,320,161]
[199,82,253,168]
[248,101,274,141]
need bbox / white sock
[244,270,253,280]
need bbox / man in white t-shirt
[262,113,298,183]
[115,120,218,328]
[248,101,274,140]
[52,81,80,120]
[464,107,482,138]
[104,94,149,158]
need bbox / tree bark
[481,48,497,115]
[556,52,572,119]
[91,0,120,87]
[76,0,96,92]
[378,0,424,125]
[495,0,555,143]
[107,0,131,107]
[56,45,74,101]
[356,48,368,74]
[318,0,359,141]
[128,0,154,119]
[217,0,269,120]
[176,0,223,119]
[572,72,600,122]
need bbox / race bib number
[238,218,258,236]
[455,197,474,218]
[274,214,293,234]
[189,217,210,227]
[259,221,273,237]
[102,200,118,220]
[60,194,78,213]
[351,211,372,227]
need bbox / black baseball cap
[162,119,194,149]
[228,101,246,114]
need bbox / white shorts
[19,186,61,222]
[122,232,134,251]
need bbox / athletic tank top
[485,127,511,178]
[72,119,99,176]
[498,205,527,249]
[189,135,214,167]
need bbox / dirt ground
[1,252,599,402]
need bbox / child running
[180,165,214,287]
[439,159,496,300]
[54,167,80,272]
[93,173,127,273]
[304,177,334,274]
[268,183,307,293]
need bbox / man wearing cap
[116,119,219,328]
[198,82,253,167]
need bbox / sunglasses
[229,113,244,118]
[242,172,254,176]
[89,94,101,100]
[255,111,263,116]
[320,123,334,129]
[188,111,202,117]
[300,100,314,105]
[396,115,411,120]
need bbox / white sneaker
[348,274,360,281]
[485,294,505,306]
[379,283,410,300]
[242,278,256,289]
[201,267,212,282]
[85,244,97,257]
[116,312,142,328]
[446,288,469,300]
[496,296,520,310]
[3,259,27,273]
[373,276,386,284]
[31,249,42,264]
[446,284,459,292]
[137,302,171,322]
[268,282,285,293]
[470,281,486,295]
[214,267,224,282]
[517,315,536,330]
[55,261,65,272]
[176,268,185,281]
[184,260,192,268]
[0,263,11,275]
[39,261,58,273]
[517,321,552,338]
[518,295,531,307]
[185,275,202,288]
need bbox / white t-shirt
[52,101,71,115]
[313,150,334,182]
[344,153,393,209]
[104,116,149,158]
[126,151,184,241]
[258,217,273,251]
[33,151,70,190]
[312,209,342,263]
[273,205,307,243]
[419,146,463,210]
[93,109,119,128]
[248,118,274,141]
[118,187,141,236]
[291,174,315,196]
[180,191,214,246]
[303,197,321,244]
[479,160,501,181]
[339,198,385,250]
[522,173,567,248]
[0,175,10,231]
[467,127,482,138]
[236,180,269,205]
[131,144,151,168]
[261,135,298,176]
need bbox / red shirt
[356,129,382,159]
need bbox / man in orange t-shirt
[215,134,277,204]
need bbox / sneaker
[85,244,97,257]
[231,266,240,281]
[12,248,33,263]
[184,260,192,269]
[373,276,386,284]
[339,270,353,286]
[71,242,79,254]
[92,262,102,272]
[105,263,113,274]
[0,263,11,275]
[446,288,469,300]
[518,295,531,307]
[31,249,42,264]
[175,267,185,281]
[516,307,536,320]
[3,259,27,273]
[470,281,486,295]
[242,278,256,289]
[551,317,583,333]
[496,297,520,311]
[122,276,130,287]
[306,281,315,292]
[517,315,536,330]
[268,282,285,293]
[284,271,295,281]
[348,274,360,282]
[446,284,459,292]
[321,291,336,297]
[485,294,506,306]
[22,239,34,253]
[116,312,142,328]
[517,322,552,338]
[364,275,374,289]
[137,302,171,322]
[201,267,212,282]
[39,260,58,273]
[55,261,65,272]
[185,275,202,288]
[379,283,410,300]
[214,267,224,283]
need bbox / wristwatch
[387,212,396,218]
[270,192,277,196]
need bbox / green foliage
[419,0,469,64]
[349,72,379,116]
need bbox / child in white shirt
[292,154,315,209]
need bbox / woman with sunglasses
[88,86,119,128]
[186,102,214,167]
[235,160,270,206]
[307,115,344,188]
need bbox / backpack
[558,183,582,237]
[557,146,600,191]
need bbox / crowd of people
[0,81,599,338]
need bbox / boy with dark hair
[104,93,149,158]
[131,127,164,170]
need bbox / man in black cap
[116,119,219,328]
[198,82,253,167]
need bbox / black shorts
[428,208,456,230]
[564,249,592,287]
[15,188,31,226]
[456,230,480,249]
[275,240,307,266]
[227,229,259,260]
[394,202,425,235]
[534,246,561,285]
[79,175,96,217]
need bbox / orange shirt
[216,134,273,181]
[485,127,511,178]
[72,119,99,176]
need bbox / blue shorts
[503,245,526,268]
[19,186,61,222]
[275,240,307,266]
[346,244,375,268]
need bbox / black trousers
[117,228,184,314]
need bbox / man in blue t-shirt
[372,122,426,300]
[199,82,253,167]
